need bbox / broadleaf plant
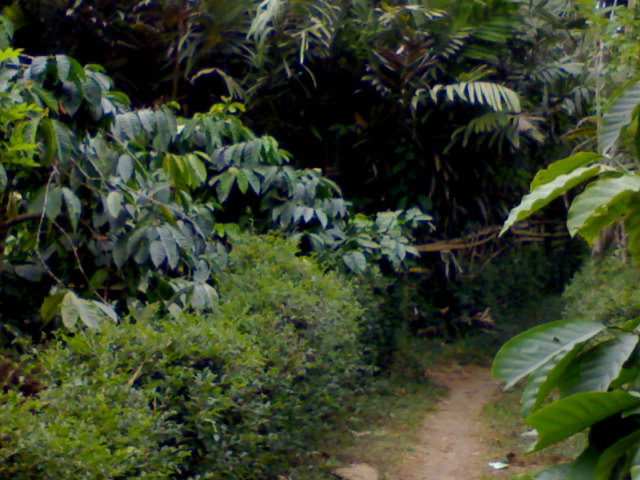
[0,16,432,341]
[496,64,640,478]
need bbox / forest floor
[328,359,581,480]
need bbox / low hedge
[0,235,366,479]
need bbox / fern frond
[430,81,522,112]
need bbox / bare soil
[389,363,502,480]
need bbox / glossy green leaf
[526,391,640,451]
[493,318,605,389]
[599,79,640,156]
[521,344,582,417]
[501,166,602,235]
[561,334,638,395]
[531,152,603,190]
[568,175,640,241]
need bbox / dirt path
[389,364,502,480]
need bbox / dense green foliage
[0,236,366,479]
[3,0,592,229]
[0,16,430,342]
[1,0,635,477]
[495,4,640,477]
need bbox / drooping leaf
[521,344,582,417]
[44,187,62,221]
[106,190,124,218]
[61,187,82,230]
[117,153,134,181]
[599,79,640,156]
[531,152,604,190]
[493,318,605,389]
[630,446,640,480]
[158,226,179,269]
[149,240,167,268]
[526,390,640,451]
[60,291,105,329]
[343,251,367,273]
[40,291,66,324]
[501,166,602,235]
[560,334,638,395]
[567,175,640,242]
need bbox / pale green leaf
[561,334,638,395]
[216,172,235,203]
[531,152,603,190]
[501,166,602,235]
[521,344,582,417]
[567,175,640,240]
[493,318,605,389]
[343,251,367,273]
[61,187,82,231]
[106,191,123,218]
[60,291,104,329]
[44,187,62,222]
[599,79,640,156]
[149,240,166,268]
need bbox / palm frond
[430,81,522,112]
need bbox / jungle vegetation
[0,0,639,478]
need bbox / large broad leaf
[526,390,640,450]
[501,166,602,235]
[521,344,582,417]
[60,291,104,329]
[493,318,605,389]
[594,429,640,480]
[561,334,638,395]
[599,78,640,156]
[567,175,640,242]
[531,152,604,190]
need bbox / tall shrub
[0,235,366,479]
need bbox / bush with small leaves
[0,235,366,479]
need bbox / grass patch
[481,386,585,480]
[290,374,445,479]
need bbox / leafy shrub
[562,253,640,325]
[0,235,366,479]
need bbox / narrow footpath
[390,364,501,480]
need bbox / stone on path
[333,463,379,480]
